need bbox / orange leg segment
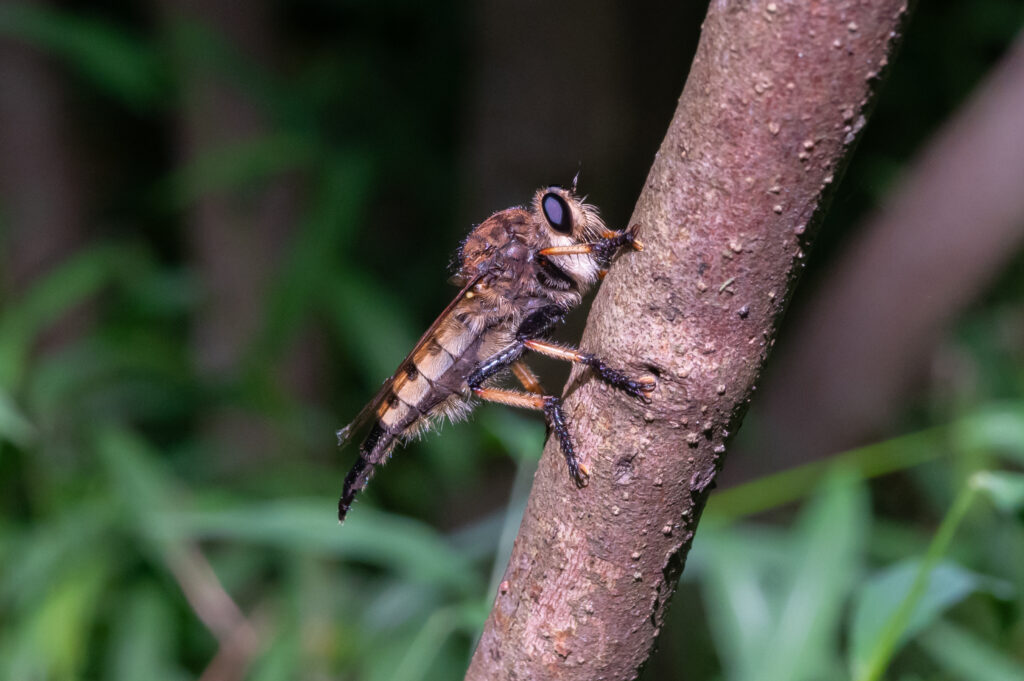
[538,244,595,257]
[523,339,656,399]
[523,339,586,363]
[471,385,590,484]
[472,386,545,411]
[511,360,544,394]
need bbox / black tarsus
[543,395,588,487]
[578,353,654,401]
[591,229,639,266]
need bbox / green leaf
[760,469,868,681]
[699,470,868,681]
[389,606,459,681]
[156,133,318,212]
[0,388,35,446]
[0,244,138,388]
[107,584,180,681]
[248,627,301,681]
[706,426,945,524]
[971,470,1024,514]
[852,480,982,681]
[0,4,165,109]
[697,526,788,680]
[955,403,1024,463]
[0,555,109,681]
[257,157,373,362]
[0,504,110,613]
[328,271,419,382]
[849,560,1008,678]
[94,424,180,554]
[159,500,479,594]
[918,620,1024,681]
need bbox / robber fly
[336,182,653,522]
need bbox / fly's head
[531,186,607,290]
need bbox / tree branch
[465,2,911,679]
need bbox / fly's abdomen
[361,311,483,461]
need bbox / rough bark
[465,2,911,679]
[730,31,1024,480]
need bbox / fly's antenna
[571,164,582,192]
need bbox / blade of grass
[707,426,944,524]
[707,402,1024,524]
[849,560,1011,676]
[854,479,978,681]
[918,620,1024,681]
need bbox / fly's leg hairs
[470,385,589,487]
[542,395,588,486]
[523,338,656,401]
[465,305,563,388]
[468,306,589,486]
[511,360,544,394]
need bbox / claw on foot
[637,374,657,392]
[575,463,591,487]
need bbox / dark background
[1,1,1023,679]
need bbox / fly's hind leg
[523,339,656,401]
[541,395,587,486]
[466,306,589,486]
[471,386,588,486]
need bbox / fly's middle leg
[523,339,656,400]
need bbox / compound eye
[541,192,573,234]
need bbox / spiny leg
[541,396,586,486]
[511,360,544,394]
[472,386,588,486]
[465,305,564,390]
[523,338,655,400]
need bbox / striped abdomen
[360,303,487,463]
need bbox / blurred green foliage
[0,1,1022,680]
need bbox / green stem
[856,481,979,681]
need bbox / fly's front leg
[523,338,655,401]
[538,223,644,265]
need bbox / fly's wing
[336,273,483,449]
